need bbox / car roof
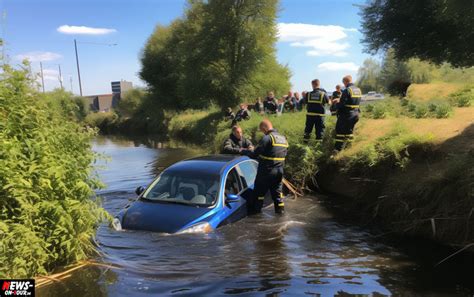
[164,154,251,176]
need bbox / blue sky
[2,0,371,96]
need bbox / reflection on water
[38,136,474,297]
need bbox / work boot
[275,206,285,215]
[274,202,285,214]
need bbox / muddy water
[38,136,474,297]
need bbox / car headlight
[178,222,213,234]
[112,218,122,231]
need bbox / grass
[406,82,465,102]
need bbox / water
[38,136,474,297]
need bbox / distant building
[111,80,133,94]
[85,80,133,112]
[85,94,120,112]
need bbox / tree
[379,49,411,95]
[361,0,474,67]
[356,58,382,93]
[116,88,147,118]
[139,0,288,110]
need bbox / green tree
[139,0,287,110]
[380,49,411,95]
[195,0,280,108]
[356,58,382,93]
[116,88,147,118]
[361,0,474,67]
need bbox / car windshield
[142,171,220,207]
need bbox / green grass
[342,124,435,170]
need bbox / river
[38,136,473,297]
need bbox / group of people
[221,75,362,214]
[254,91,305,114]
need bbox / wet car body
[114,155,265,234]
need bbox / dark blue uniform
[303,88,329,140]
[335,83,362,150]
[330,90,342,116]
[249,129,288,214]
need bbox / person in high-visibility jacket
[248,119,288,214]
[303,79,329,141]
[330,85,342,116]
[333,75,362,151]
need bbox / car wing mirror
[226,193,240,203]
[135,186,146,196]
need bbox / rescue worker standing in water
[248,119,288,214]
[303,79,329,141]
[333,75,362,151]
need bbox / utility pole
[74,39,83,96]
[69,75,73,93]
[58,64,63,89]
[39,61,45,93]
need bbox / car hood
[121,199,214,233]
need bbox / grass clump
[450,85,473,107]
[0,62,109,278]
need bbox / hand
[248,145,254,151]
[332,99,340,104]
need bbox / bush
[0,62,108,278]
[433,102,452,118]
[84,111,119,133]
[41,89,90,122]
[116,88,147,118]
[414,104,429,118]
[450,86,473,107]
[372,104,387,119]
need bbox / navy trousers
[304,115,325,140]
[335,111,359,150]
[249,167,284,214]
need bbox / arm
[247,136,268,159]
[222,138,240,154]
[323,92,329,105]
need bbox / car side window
[225,168,242,195]
[237,161,258,188]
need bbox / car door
[217,167,247,226]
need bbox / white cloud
[15,51,62,62]
[57,25,117,35]
[317,62,359,72]
[278,23,357,57]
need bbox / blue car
[112,155,265,234]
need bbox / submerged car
[112,155,265,234]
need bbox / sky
[2,0,372,96]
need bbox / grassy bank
[318,83,474,248]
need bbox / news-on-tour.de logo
[0,280,35,297]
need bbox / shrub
[372,104,387,119]
[450,86,473,107]
[433,102,452,118]
[0,62,108,278]
[84,111,119,133]
[414,104,429,118]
